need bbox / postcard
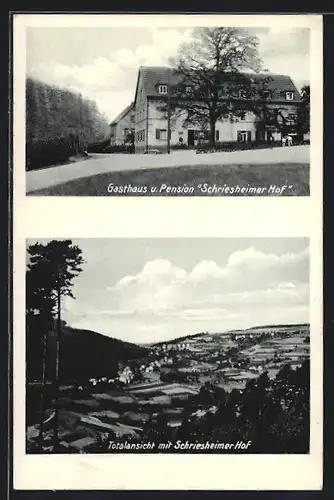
[12,13,323,491]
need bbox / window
[262,90,270,99]
[286,91,294,101]
[139,130,145,142]
[158,85,168,94]
[239,89,247,99]
[215,130,220,141]
[130,115,135,124]
[156,128,167,140]
[186,86,192,94]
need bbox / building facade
[133,66,304,153]
[109,102,135,146]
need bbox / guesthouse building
[109,102,135,146]
[133,66,304,153]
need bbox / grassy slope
[28,162,309,196]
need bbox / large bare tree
[166,27,263,147]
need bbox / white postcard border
[13,13,323,490]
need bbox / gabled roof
[136,66,302,102]
[110,102,134,126]
[137,66,183,99]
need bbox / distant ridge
[150,323,310,347]
[151,331,207,347]
[245,323,310,331]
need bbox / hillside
[26,323,149,383]
[150,323,310,347]
[150,331,207,347]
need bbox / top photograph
[22,18,314,197]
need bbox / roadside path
[26,146,309,193]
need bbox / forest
[26,78,110,170]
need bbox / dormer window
[286,91,294,101]
[158,85,168,94]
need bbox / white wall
[147,101,258,146]
[134,74,147,149]
[136,99,298,150]
[217,113,257,142]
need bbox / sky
[26,238,310,345]
[26,25,310,122]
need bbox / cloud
[256,27,310,86]
[258,27,309,57]
[27,26,309,121]
[27,28,193,120]
[109,246,309,312]
[63,245,309,343]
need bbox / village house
[118,366,134,384]
[109,102,135,146]
[131,66,304,153]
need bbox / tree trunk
[75,134,80,155]
[209,120,216,148]
[53,288,61,451]
[38,332,48,450]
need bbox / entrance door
[188,129,195,146]
[237,131,248,143]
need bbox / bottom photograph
[25,237,310,455]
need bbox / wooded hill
[26,322,149,384]
[26,78,110,170]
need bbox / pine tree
[27,240,85,451]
